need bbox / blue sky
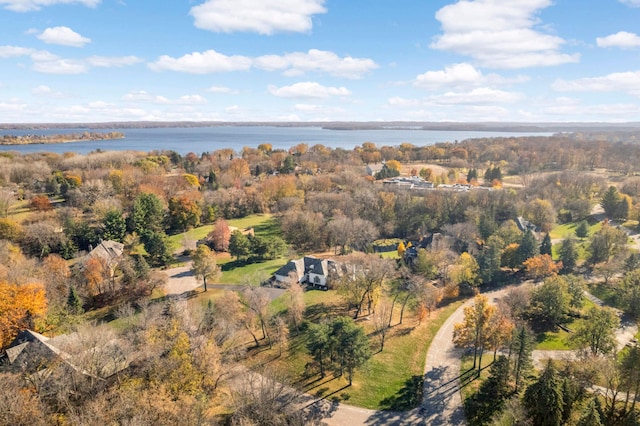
[1,0,640,123]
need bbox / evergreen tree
[524,360,564,426]
[131,192,165,234]
[600,186,621,218]
[467,168,478,183]
[540,233,552,256]
[577,398,603,426]
[511,325,533,393]
[67,286,83,315]
[141,230,172,266]
[516,229,538,266]
[102,209,126,242]
[575,220,590,239]
[229,230,251,261]
[559,238,578,273]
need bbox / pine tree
[511,325,533,393]
[517,229,538,266]
[540,233,552,256]
[600,186,621,218]
[559,238,578,273]
[575,220,590,239]
[67,286,83,315]
[577,398,603,426]
[524,360,564,426]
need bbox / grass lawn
[378,251,400,260]
[588,283,622,309]
[549,221,602,240]
[459,354,495,401]
[533,298,595,350]
[248,291,464,410]
[167,214,276,252]
[217,257,286,285]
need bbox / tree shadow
[379,375,424,411]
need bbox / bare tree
[373,300,392,352]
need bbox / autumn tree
[206,218,231,252]
[525,199,556,233]
[41,253,71,307]
[337,252,396,319]
[0,281,47,348]
[30,195,52,212]
[453,294,496,372]
[285,279,305,332]
[523,254,561,280]
[167,194,201,231]
[372,300,392,352]
[449,252,480,290]
[0,189,15,217]
[191,245,221,292]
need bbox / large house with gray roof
[272,256,336,290]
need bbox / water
[0,126,552,155]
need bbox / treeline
[0,131,124,145]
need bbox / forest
[2,133,640,425]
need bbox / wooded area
[2,133,640,424]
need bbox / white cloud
[293,103,345,113]
[206,85,238,94]
[149,50,252,74]
[596,31,640,48]
[553,71,640,97]
[388,88,521,109]
[123,90,207,105]
[268,82,351,99]
[31,85,66,98]
[619,0,640,7]
[37,26,91,47]
[149,48,376,78]
[428,87,522,105]
[254,49,377,79]
[190,0,326,35]
[415,63,482,88]
[0,45,34,57]
[544,102,640,120]
[86,55,142,67]
[431,0,579,68]
[1,0,99,12]
[32,58,88,74]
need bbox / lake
[0,126,553,155]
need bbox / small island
[0,131,125,145]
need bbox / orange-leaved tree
[0,281,47,348]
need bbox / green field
[252,290,464,410]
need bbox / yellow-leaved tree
[0,281,47,348]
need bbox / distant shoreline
[0,131,125,146]
[1,121,640,133]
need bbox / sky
[1,0,640,123]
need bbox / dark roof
[304,256,328,276]
[274,259,305,280]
